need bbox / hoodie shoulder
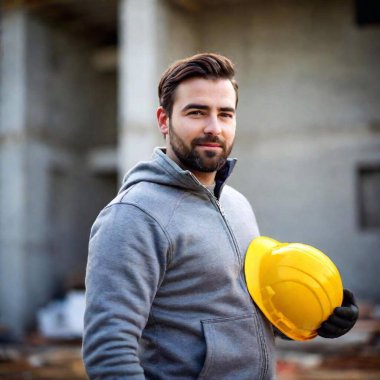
[110,180,187,230]
[221,185,250,206]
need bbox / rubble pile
[0,340,85,380]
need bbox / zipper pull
[216,199,226,217]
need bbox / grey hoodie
[83,148,276,380]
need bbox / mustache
[192,136,226,148]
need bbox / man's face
[163,78,237,175]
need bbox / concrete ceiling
[2,0,254,45]
[2,0,118,46]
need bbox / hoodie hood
[118,147,237,199]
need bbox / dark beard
[168,121,233,173]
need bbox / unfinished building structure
[1,0,379,336]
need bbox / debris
[0,344,86,380]
[276,310,380,380]
[37,291,85,339]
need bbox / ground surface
[1,320,379,380]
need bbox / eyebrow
[182,103,235,113]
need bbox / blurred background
[0,0,380,379]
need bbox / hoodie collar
[154,147,237,198]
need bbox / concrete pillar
[0,9,29,336]
[118,0,164,179]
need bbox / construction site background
[1,0,380,378]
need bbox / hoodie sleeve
[83,202,170,379]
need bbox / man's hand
[317,289,359,339]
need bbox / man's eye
[220,113,233,118]
[188,110,204,116]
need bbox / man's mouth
[195,137,225,148]
[197,143,222,148]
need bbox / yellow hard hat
[244,236,343,341]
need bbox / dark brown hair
[158,53,238,117]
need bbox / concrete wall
[118,0,199,177]
[118,0,380,301]
[1,0,379,335]
[0,8,117,333]
[197,0,380,301]
[158,1,200,67]
[0,0,200,335]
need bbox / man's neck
[190,170,216,186]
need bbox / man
[83,53,358,379]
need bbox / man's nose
[204,115,222,135]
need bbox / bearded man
[83,53,358,380]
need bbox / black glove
[317,289,359,339]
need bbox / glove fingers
[325,313,355,329]
[342,289,357,308]
[317,322,348,338]
[317,289,359,339]
[317,330,342,339]
[334,305,359,321]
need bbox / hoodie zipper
[187,173,269,380]
[212,197,243,268]
[213,192,269,379]
[187,173,243,267]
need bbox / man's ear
[157,106,169,137]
